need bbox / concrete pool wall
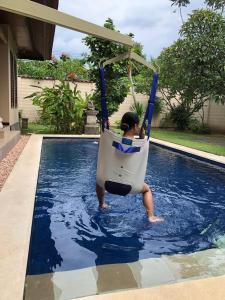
[0,134,225,300]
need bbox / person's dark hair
[120,112,139,132]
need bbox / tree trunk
[128,64,137,106]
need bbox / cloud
[53,28,88,58]
[120,15,161,29]
[53,0,204,59]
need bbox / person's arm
[103,119,110,130]
[139,127,145,139]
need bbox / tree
[170,0,225,12]
[83,18,144,116]
[170,0,191,22]
[205,0,225,12]
[170,0,190,6]
[159,9,225,130]
[18,55,89,81]
[131,59,164,118]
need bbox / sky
[53,0,205,59]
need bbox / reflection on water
[75,216,143,292]
[27,139,225,276]
[95,263,141,293]
[27,193,63,274]
[26,196,63,300]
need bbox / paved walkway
[0,135,30,191]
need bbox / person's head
[120,112,140,135]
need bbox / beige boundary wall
[109,91,166,128]
[18,77,96,122]
[18,77,164,127]
[18,77,225,132]
[203,101,225,132]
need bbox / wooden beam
[130,52,157,72]
[0,0,133,47]
[103,52,131,67]
[102,51,157,72]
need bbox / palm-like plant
[26,81,88,133]
[130,101,146,122]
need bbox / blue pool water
[27,139,225,275]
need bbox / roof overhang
[0,0,133,60]
[0,0,59,60]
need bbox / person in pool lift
[96,112,163,223]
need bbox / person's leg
[96,183,108,208]
[142,183,163,222]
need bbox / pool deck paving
[0,134,225,300]
[78,274,225,300]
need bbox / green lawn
[27,123,55,134]
[151,129,225,156]
[27,122,81,134]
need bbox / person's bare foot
[148,216,164,223]
[99,203,111,209]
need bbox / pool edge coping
[150,137,225,169]
[0,134,43,300]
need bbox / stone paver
[0,135,30,191]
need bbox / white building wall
[0,25,19,128]
[8,27,19,127]
[0,40,10,123]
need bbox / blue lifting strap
[99,67,158,139]
[99,66,109,131]
[141,72,159,139]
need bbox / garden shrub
[130,101,146,121]
[188,118,211,134]
[169,104,191,130]
[153,97,164,115]
[26,81,88,133]
[114,120,121,129]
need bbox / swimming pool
[26,138,225,278]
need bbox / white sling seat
[96,129,149,195]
